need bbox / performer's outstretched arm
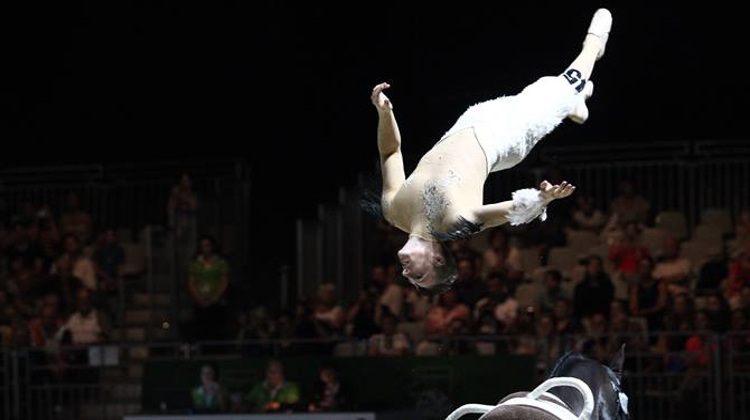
[371,83,405,199]
[471,181,576,229]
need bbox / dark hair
[201,363,220,381]
[545,269,563,283]
[197,234,219,256]
[358,171,481,296]
[358,170,388,223]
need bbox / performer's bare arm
[371,83,405,201]
[471,181,576,229]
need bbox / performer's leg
[564,8,612,123]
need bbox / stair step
[128,346,150,360]
[124,310,151,324]
[110,383,143,400]
[132,292,172,307]
[125,327,146,342]
[80,402,141,420]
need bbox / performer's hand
[540,180,575,202]
[371,82,393,112]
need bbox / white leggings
[440,75,579,174]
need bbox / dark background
[1,1,748,282]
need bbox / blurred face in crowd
[440,289,458,308]
[317,287,336,307]
[586,257,603,276]
[486,277,501,296]
[610,301,627,324]
[731,310,747,330]
[265,362,284,387]
[200,238,214,258]
[624,222,639,240]
[536,314,554,337]
[104,229,117,244]
[695,310,711,331]
[553,299,570,320]
[543,272,559,289]
[320,368,337,385]
[638,257,654,279]
[673,294,689,315]
[64,235,80,255]
[490,231,506,251]
[662,237,679,259]
[457,259,475,283]
[76,289,92,315]
[201,365,216,386]
[180,173,193,191]
[370,265,386,286]
[590,313,607,333]
[706,295,723,313]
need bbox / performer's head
[397,234,457,295]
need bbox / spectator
[607,299,646,355]
[474,274,518,328]
[483,229,522,282]
[572,195,606,232]
[451,239,483,274]
[29,304,64,349]
[168,173,199,264]
[424,289,470,337]
[368,312,410,356]
[93,228,125,293]
[34,206,60,271]
[187,235,230,341]
[736,208,750,249]
[59,192,92,245]
[629,256,668,332]
[191,364,228,413]
[609,180,650,225]
[377,265,404,321]
[51,234,97,292]
[308,365,350,412]
[536,269,569,313]
[725,248,750,309]
[347,289,380,340]
[5,221,43,274]
[245,360,300,413]
[403,286,432,322]
[55,288,109,345]
[454,257,487,309]
[0,305,30,348]
[704,292,731,333]
[573,256,615,319]
[6,256,40,317]
[653,236,693,296]
[608,222,650,282]
[314,283,346,337]
[553,297,583,337]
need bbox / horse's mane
[548,351,589,377]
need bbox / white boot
[568,80,594,124]
[587,8,612,60]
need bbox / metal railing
[2,331,750,419]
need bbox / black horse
[446,345,629,420]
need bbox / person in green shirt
[190,364,227,413]
[245,360,301,412]
[188,235,230,340]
